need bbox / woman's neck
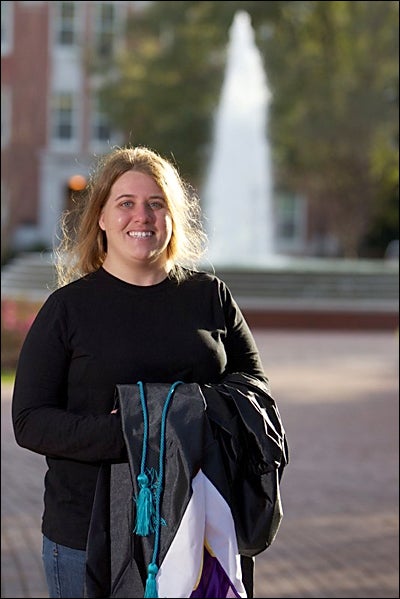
[101,257,171,286]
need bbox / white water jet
[202,11,275,267]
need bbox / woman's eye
[149,200,164,210]
[121,201,133,208]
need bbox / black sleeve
[218,279,268,382]
[11,294,125,462]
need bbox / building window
[1,0,13,56]
[54,1,77,47]
[91,93,116,145]
[94,2,118,59]
[275,191,306,252]
[51,92,76,141]
[1,86,11,148]
[277,193,297,240]
[92,107,112,143]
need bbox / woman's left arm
[219,280,267,381]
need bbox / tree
[256,0,399,256]
[96,1,233,186]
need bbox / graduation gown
[85,374,288,598]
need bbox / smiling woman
[55,146,207,287]
[11,145,287,599]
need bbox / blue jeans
[42,535,86,598]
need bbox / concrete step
[208,261,399,301]
[1,252,57,300]
[1,252,399,305]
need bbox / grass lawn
[1,370,16,385]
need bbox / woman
[12,145,276,598]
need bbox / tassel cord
[150,381,183,567]
[133,381,155,536]
[136,380,183,598]
[137,381,149,476]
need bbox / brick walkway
[1,330,399,598]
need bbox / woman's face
[99,170,173,270]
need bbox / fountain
[202,11,275,268]
[198,11,398,329]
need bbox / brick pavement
[1,330,399,598]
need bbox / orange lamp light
[68,174,87,191]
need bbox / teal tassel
[144,563,159,598]
[135,381,183,597]
[133,472,155,536]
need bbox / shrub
[1,298,43,370]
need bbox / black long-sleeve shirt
[12,267,267,550]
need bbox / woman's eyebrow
[113,193,166,202]
[113,193,134,201]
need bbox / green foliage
[1,370,15,385]
[257,0,399,255]
[97,1,236,185]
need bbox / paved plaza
[1,330,399,598]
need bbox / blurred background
[1,0,398,369]
[1,2,399,597]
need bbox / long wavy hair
[54,146,208,287]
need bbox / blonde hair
[54,146,208,287]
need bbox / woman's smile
[127,230,154,238]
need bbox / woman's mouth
[127,231,154,238]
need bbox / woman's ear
[99,213,106,231]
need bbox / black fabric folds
[202,373,289,556]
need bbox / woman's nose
[133,203,152,222]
